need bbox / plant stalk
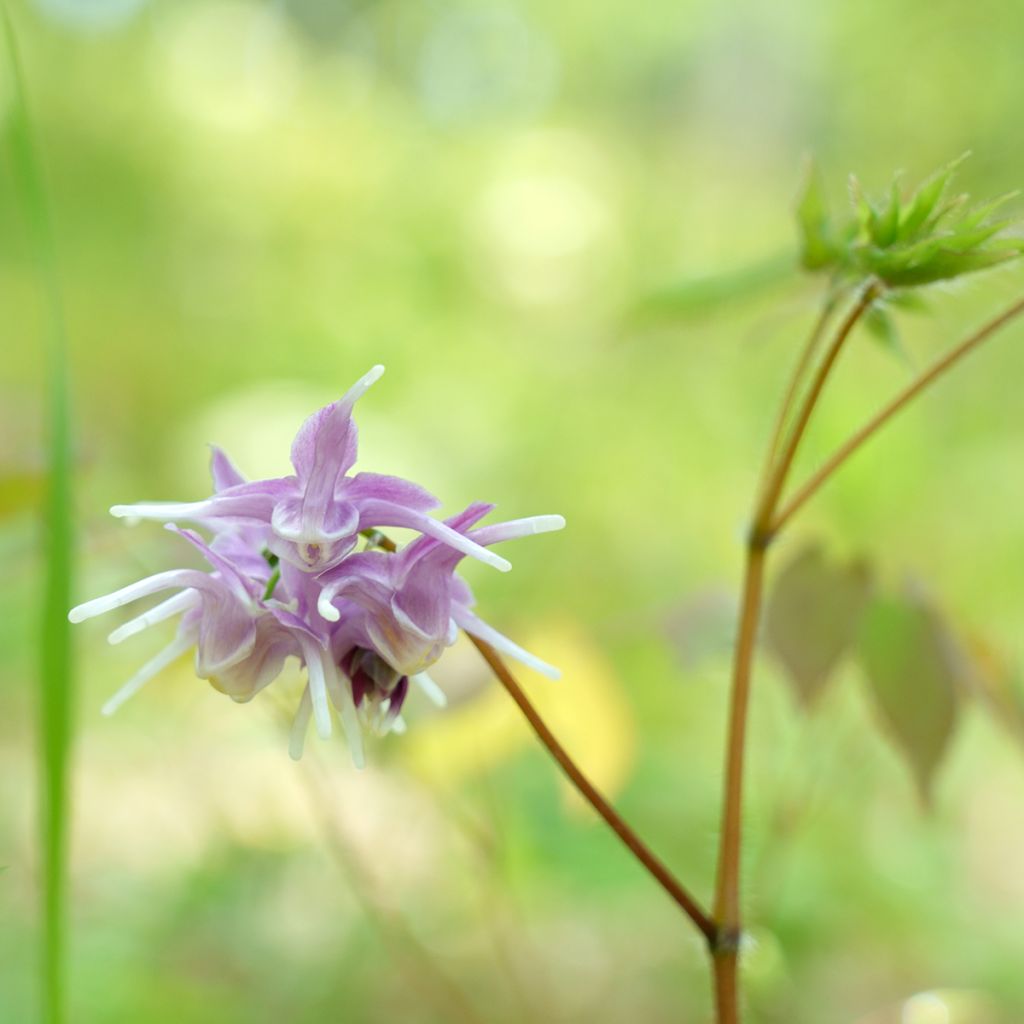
[709,283,876,1020]
[469,634,717,945]
[772,292,1024,533]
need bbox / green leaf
[857,590,961,804]
[764,544,872,708]
[899,155,967,236]
[3,10,75,1023]
[796,158,835,271]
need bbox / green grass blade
[2,9,74,1024]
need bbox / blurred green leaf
[857,590,961,804]
[797,156,1023,290]
[764,543,872,708]
[796,159,836,271]
[3,9,75,1024]
[633,251,792,321]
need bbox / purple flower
[70,366,564,767]
[69,525,300,711]
[109,367,511,576]
[316,503,564,679]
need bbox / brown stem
[709,283,877,1021]
[711,544,766,931]
[756,289,841,500]
[772,292,1024,534]
[468,633,717,945]
[754,281,879,533]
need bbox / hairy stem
[469,634,717,945]
[772,292,1024,533]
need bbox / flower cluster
[69,366,564,766]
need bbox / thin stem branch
[756,289,841,500]
[468,634,717,945]
[772,292,1024,534]
[753,281,880,534]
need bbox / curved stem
[468,633,717,945]
[754,281,880,533]
[772,292,1024,534]
[756,289,841,500]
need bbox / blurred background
[5,0,1024,1021]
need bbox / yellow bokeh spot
[402,620,636,812]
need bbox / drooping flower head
[70,366,564,766]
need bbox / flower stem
[468,634,717,945]
[772,292,1024,534]
[710,282,877,1021]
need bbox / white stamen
[455,610,561,680]
[326,660,365,769]
[111,501,212,520]
[317,587,342,623]
[342,364,385,407]
[299,638,333,740]
[411,671,447,707]
[390,714,408,735]
[289,686,313,761]
[446,618,459,645]
[107,590,199,644]
[69,570,200,623]
[472,515,566,546]
[101,632,194,715]
[410,512,512,572]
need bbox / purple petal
[209,446,247,491]
[289,365,384,481]
[343,472,440,512]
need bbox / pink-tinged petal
[193,599,258,678]
[289,365,384,480]
[209,445,247,491]
[316,551,392,622]
[356,500,511,572]
[271,495,359,543]
[167,525,259,604]
[343,472,440,512]
[207,620,295,703]
[270,495,360,571]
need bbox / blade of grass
[2,10,74,1024]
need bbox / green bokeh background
[5,1,1024,1021]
